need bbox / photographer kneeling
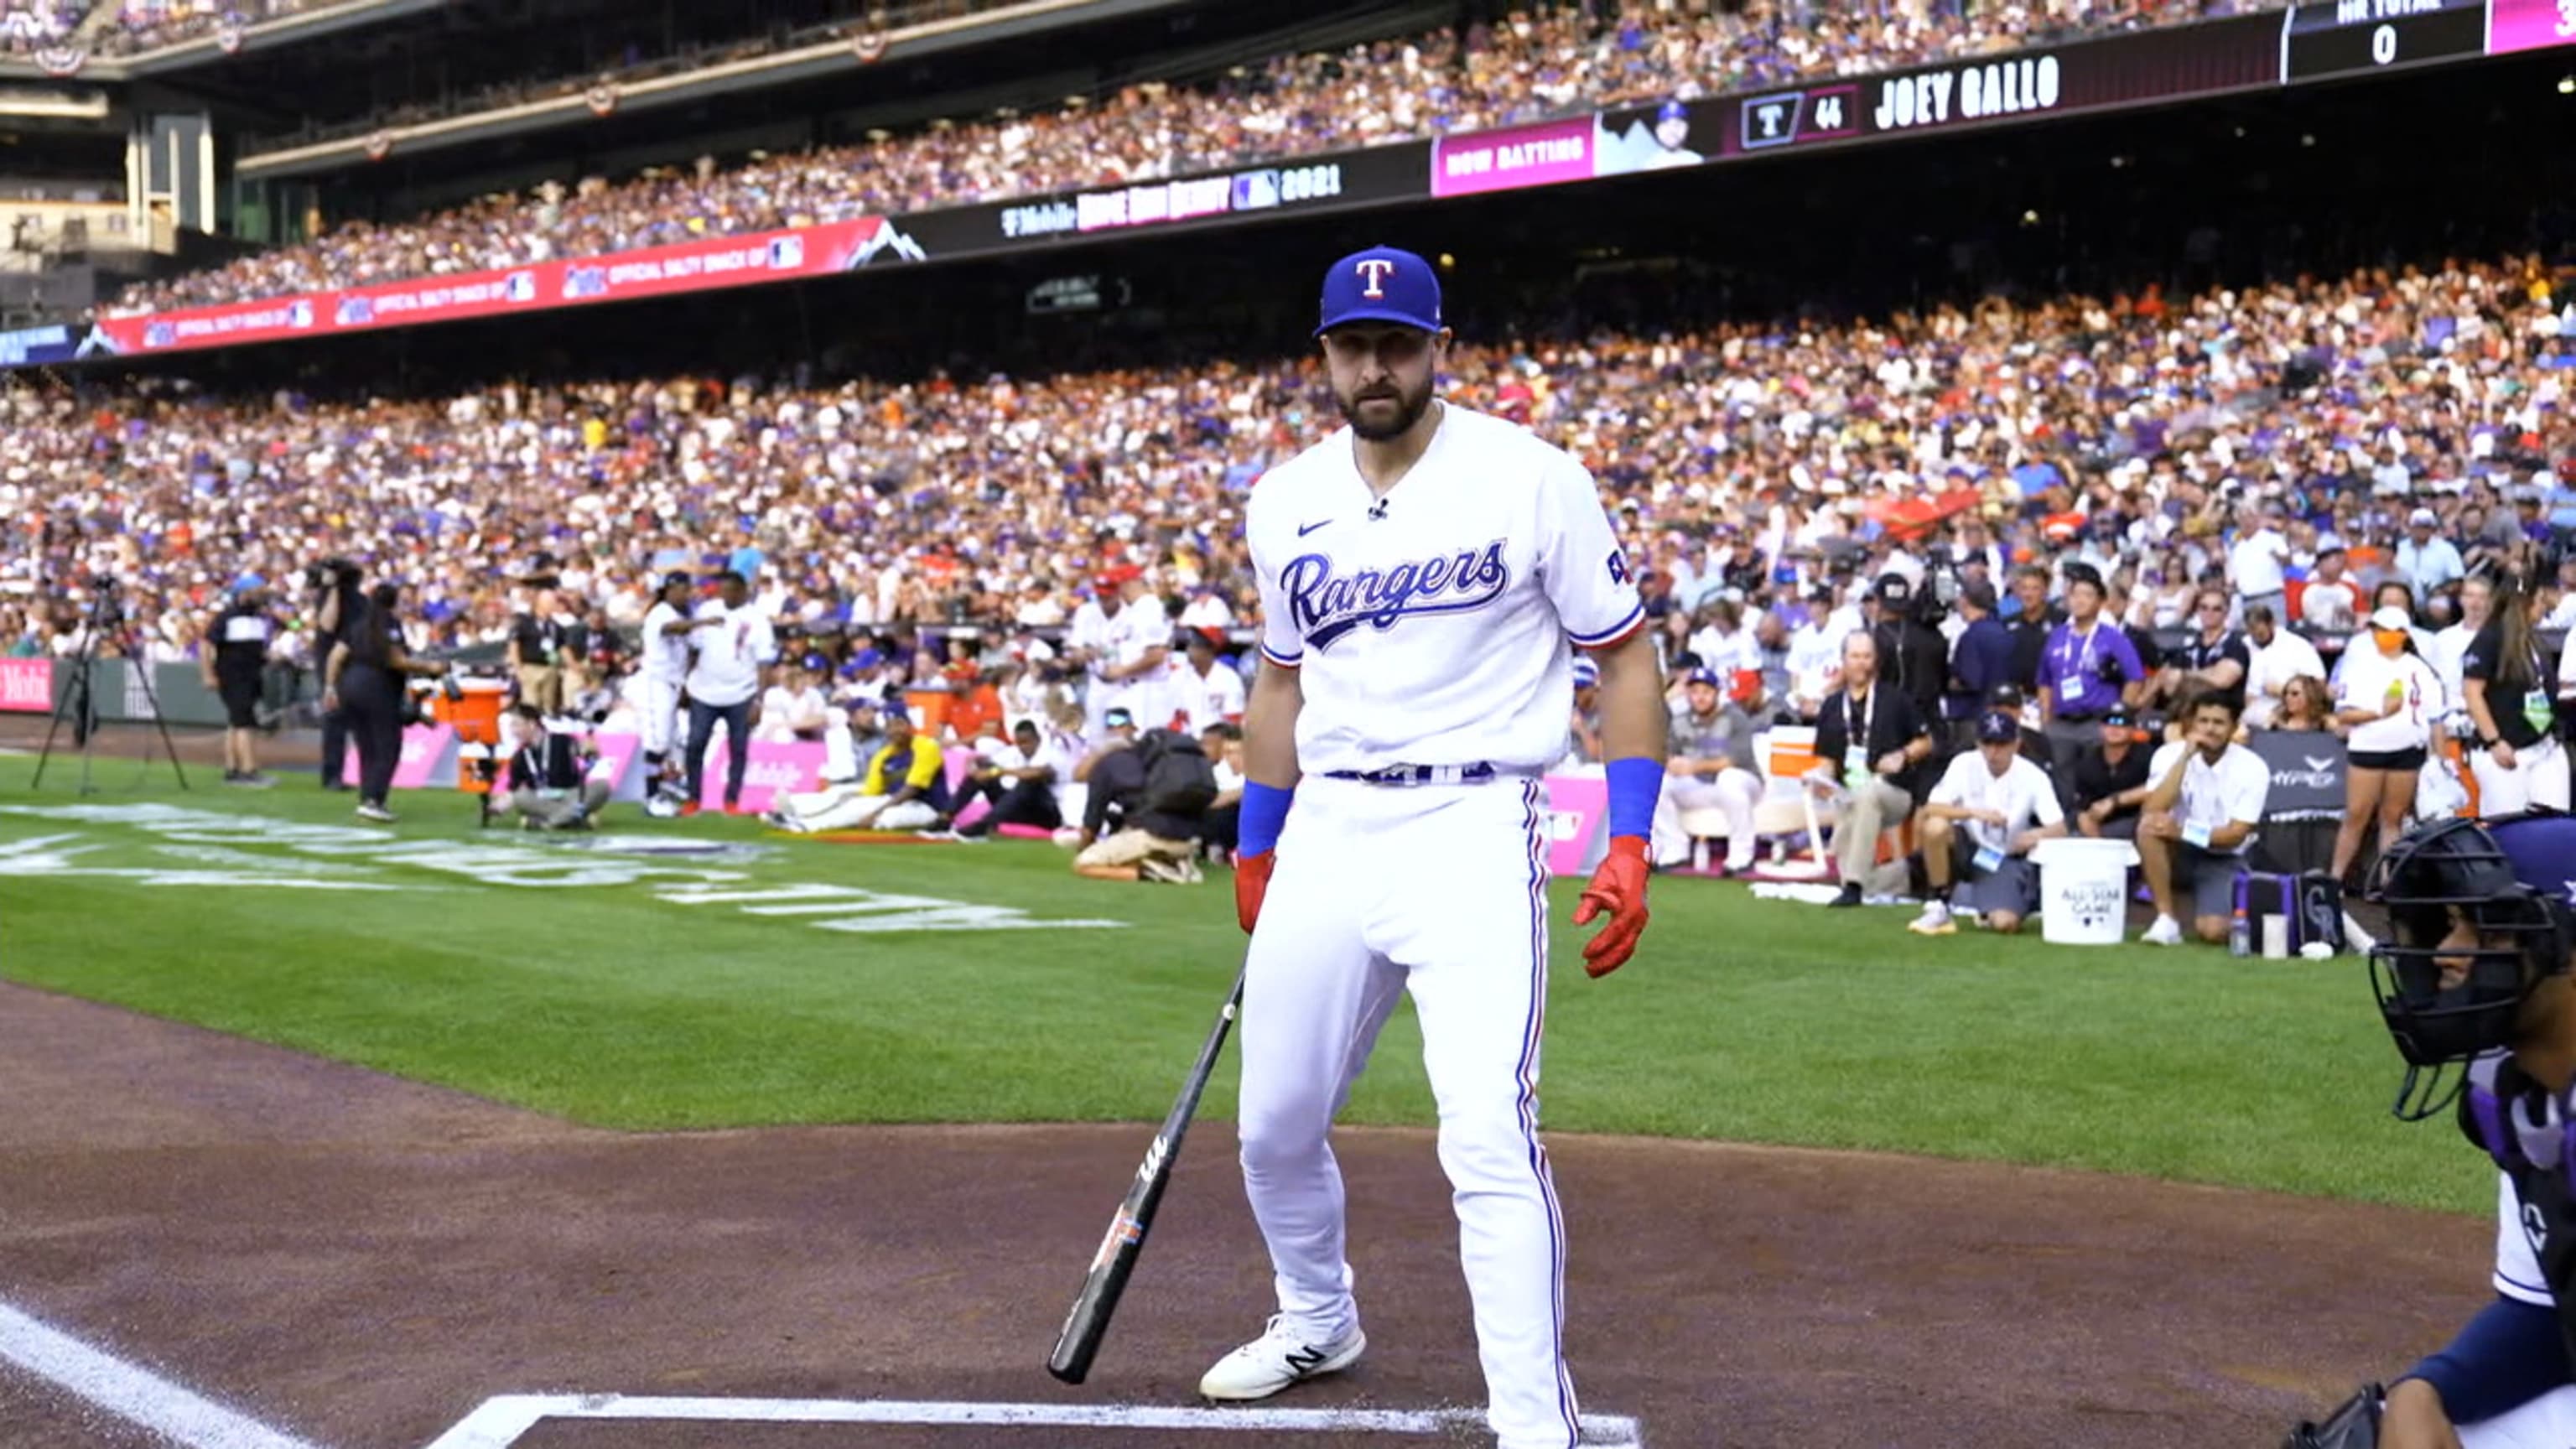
[322,580,449,824]
[487,704,607,830]
[1073,724,1217,884]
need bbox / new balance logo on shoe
[1283,1344,1327,1375]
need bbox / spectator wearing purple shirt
[2036,563,2146,797]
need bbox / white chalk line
[0,1301,326,1449]
[423,1394,1646,1446]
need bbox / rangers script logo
[1281,543,1509,651]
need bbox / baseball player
[2288,811,2576,1446]
[1209,246,1665,1449]
[637,570,709,800]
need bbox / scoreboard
[2283,0,2491,80]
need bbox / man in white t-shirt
[2227,506,2291,625]
[755,659,831,742]
[2242,604,2327,729]
[637,570,712,797]
[1164,628,1248,735]
[680,570,776,816]
[1909,709,2068,936]
[2136,692,2272,945]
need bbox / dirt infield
[0,980,2489,1449]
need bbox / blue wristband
[1605,756,1663,842]
[1239,781,1293,858]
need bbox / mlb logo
[505,271,537,303]
[288,299,315,327]
[767,236,804,270]
[564,266,607,299]
[143,320,174,349]
[333,296,371,326]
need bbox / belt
[2054,711,2104,724]
[1322,761,1506,787]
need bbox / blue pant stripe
[1516,779,1577,1444]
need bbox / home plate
[428,1395,1647,1448]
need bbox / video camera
[1914,545,1966,623]
[301,558,361,591]
[398,663,466,730]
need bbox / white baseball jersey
[1165,657,1247,735]
[1248,404,1644,776]
[641,600,693,683]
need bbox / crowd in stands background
[8,247,2573,872]
[110,0,2283,314]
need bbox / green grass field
[0,756,2490,1214]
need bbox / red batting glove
[1234,849,1275,935]
[1571,835,1650,978]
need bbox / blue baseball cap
[1315,246,1442,337]
[1685,667,1722,688]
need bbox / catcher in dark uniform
[2288,810,2576,1448]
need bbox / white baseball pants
[1654,767,1762,870]
[640,678,683,758]
[1237,774,1578,1449]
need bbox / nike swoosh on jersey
[1297,519,1332,537]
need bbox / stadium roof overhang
[226,0,1196,182]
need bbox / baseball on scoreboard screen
[2282,0,2490,81]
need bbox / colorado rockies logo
[1282,543,1509,651]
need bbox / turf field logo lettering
[1281,542,1510,650]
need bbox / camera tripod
[30,586,190,795]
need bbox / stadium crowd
[12,247,2574,909]
[1,0,90,55]
[115,0,2277,313]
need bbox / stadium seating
[108,0,2290,314]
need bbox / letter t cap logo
[1355,258,1397,298]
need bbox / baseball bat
[1046,967,1247,1384]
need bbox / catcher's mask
[2365,811,2576,1120]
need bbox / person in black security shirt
[2297,812,2576,1445]
[489,704,608,830]
[1802,631,1934,908]
[2070,705,2153,840]
[311,558,366,790]
[202,584,276,787]
[2462,573,2568,817]
[323,581,449,824]
[2146,587,2249,717]
[1868,572,1949,725]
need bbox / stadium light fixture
[2558,74,2574,94]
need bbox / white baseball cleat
[1197,1315,1366,1400]
[2141,914,2184,946]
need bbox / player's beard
[1337,374,1432,442]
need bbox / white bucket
[2029,837,2140,946]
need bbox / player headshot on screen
[1207,245,1665,1449]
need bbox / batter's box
[428,1395,1647,1448]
